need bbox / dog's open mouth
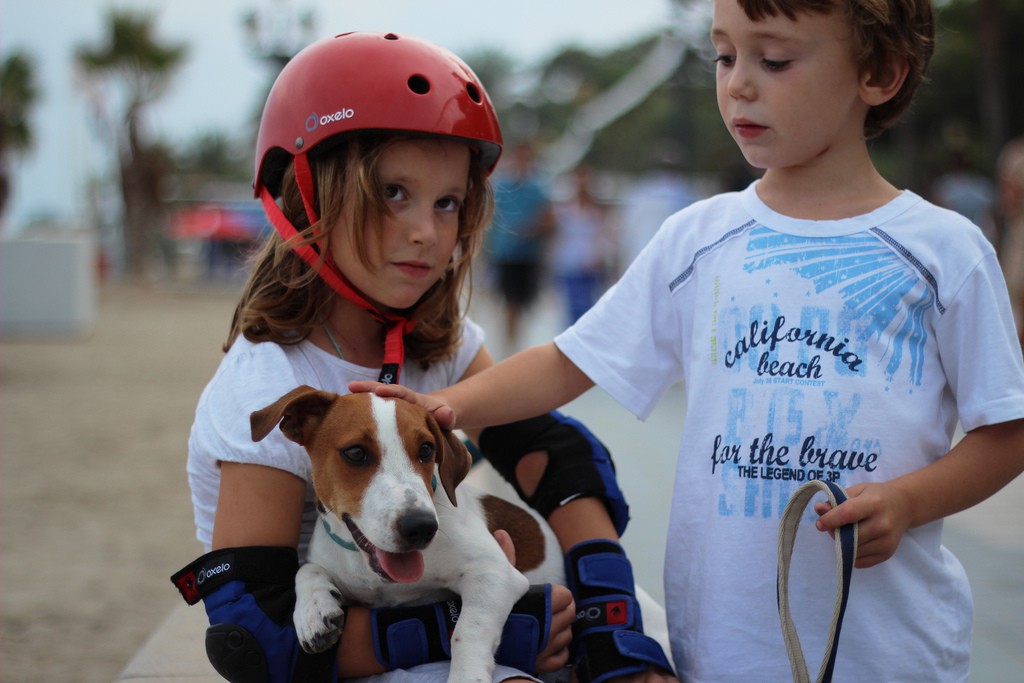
[342,514,424,583]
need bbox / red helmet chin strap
[259,152,415,384]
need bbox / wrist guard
[171,547,338,683]
[565,540,675,683]
[371,584,553,673]
[479,411,629,536]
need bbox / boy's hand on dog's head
[348,381,457,429]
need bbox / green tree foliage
[0,51,39,217]
[471,33,744,180]
[908,0,1024,180]
[586,45,737,177]
[468,0,1023,194]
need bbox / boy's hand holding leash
[812,481,911,569]
[815,419,1024,570]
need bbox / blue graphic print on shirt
[741,226,933,385]
[709,226,937,516]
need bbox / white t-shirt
[556,183,1024,682]
[187,317,485,557]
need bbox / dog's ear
[428,415,473,507]
[250,385,336,446]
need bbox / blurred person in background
[487,142,555,353]
[619,156,699,267]
[550,165,616,326]
[932,148,998,245]
[996,135,1024,342]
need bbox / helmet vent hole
[465,83,482,103]
[384,33,399,41]
[408,75,431,95]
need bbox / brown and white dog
[251,386,565,682]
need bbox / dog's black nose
[397,511,438,549]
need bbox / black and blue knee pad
[171,546,338,683]
[565,540,675,682]
[478,411,629,536]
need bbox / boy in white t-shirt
[357,1,1024,680]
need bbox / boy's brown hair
[226,135,493,365]
[737,0,935,138]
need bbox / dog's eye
[341,446,369,465]
[418,443,435,463]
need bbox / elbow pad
[479,411,630,536]
[171,546,338,683]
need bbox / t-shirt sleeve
[556,225,686,420]
[189,341,314,481]
[936,251,1024,431]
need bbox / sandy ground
[1,284,238,683]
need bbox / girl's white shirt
[187,317,485,557]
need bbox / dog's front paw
[294,585,346,654]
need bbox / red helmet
[254,31,503,198]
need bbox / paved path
[8,283,1016,682]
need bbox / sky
[1,0,680,233]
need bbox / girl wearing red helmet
[173,32,673,683]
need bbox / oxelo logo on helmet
[305,109,357,132]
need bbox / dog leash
[777,480,858,683]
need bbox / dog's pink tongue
[377,549,424,583]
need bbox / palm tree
[76,10,185,278]
[0,51,38,220]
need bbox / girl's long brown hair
[225,134,494,367]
